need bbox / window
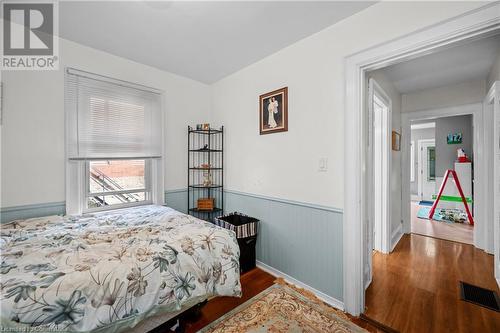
[427,146,436,181]
[410,141,415,182]
[87,159,151,210]
[65,68,163,214]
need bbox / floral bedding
[0,205,242,332]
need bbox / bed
[0,205,242,332]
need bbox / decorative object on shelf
[259,87,288,135]
[202,170,212,187]
[202,123,210,130]
[197,198,215,211]
[392,130,401,151]
[198,144,209,151]
[447,132,462,144]
[196,124,203,130]
[188,126,224,222]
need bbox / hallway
[364,234,500,333]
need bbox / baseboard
[256,260,344,311]
[390,224,403,252]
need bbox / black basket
[215,212,259,273]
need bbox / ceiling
[382,33,500,94]
[59,1,375,83]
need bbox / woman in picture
[267,97,278,128]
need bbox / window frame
[65,68,165,216]
[82,159,153,213]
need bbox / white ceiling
[59,1,374,83]
[382,34,500,94]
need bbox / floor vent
[459,281,500,312]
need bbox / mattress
[0,205,241,332]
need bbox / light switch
[319,157,328,172]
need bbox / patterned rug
[417,206,469,223]
[198,283,367,333]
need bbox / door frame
[343,3,499,315]
[368,78,392,256]
[402,104,481,242]
[417,139,435,201]
[484,81,500,286]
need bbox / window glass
[87,159,148,209]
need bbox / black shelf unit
[188,126,223,222]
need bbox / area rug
[417,206,468,223]
[197,283,367,333]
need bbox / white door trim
[343,3,499,316]
[485,81,500,286]
[368,79,392,255]
[417,139,435,202]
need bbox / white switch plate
[319,157,328,172]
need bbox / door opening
[417,139,436,201]
[365,79,392,289]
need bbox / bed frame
[147,300,208,333]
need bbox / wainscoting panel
[165,189,188,214]
[224,190,344,301]
[0,202,66,224]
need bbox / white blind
[66,70,162,159]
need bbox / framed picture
[447,132,462,144]
[392,131,401,151]
[259,87,288,135]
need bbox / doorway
[343,2,499,319]
[409,113,476,245]
[417,139,436,201]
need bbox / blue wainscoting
[164,189,188,214]
[0,202,66,224]
[0,189,189,224]
[224,190,344,303]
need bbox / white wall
[487,53,500,89]
[211,1,486,209]
[1,38,211,208]
[402,79,486,113]
[435,115,473,176]
[368,70,402,235]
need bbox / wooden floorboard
[364,234,500,333]
[410,202,473,244]
[184,268,275,332]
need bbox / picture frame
[392,130,401,151]
[447,132,462,144]
[259,87,288,135]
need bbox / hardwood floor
[178,267,380,333]
[365,234,500,333]
[184,268,275,332]
[410,202,473,244]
